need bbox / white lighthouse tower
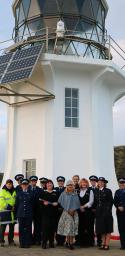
[0,0,125,190]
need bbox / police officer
[89,175,102,247]
[29,175,42,245]
[15,174,24,193]
[15,179,33,248]
[39,177,48,190]
[72,175,80,193]
[89,175,98,190]
[114,178,125,249]
[55,176,65,198]
[0,179,17,247]
[55,176,65,246]
[94,177,113,250]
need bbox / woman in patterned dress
[57,180,80,250]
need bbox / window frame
[64,87,79,128]
[23,158,36,179]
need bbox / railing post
[46,27,48,53]
[109,35,111,60]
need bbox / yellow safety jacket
[0,188,16,224]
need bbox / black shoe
[104,245,109,250]
[65,242,69,248]
[49,242,55,248]
[0,243,4,247]
[99,245,105,250]
[69,244,75,250]
[42,243,47,249]
[8,241,16,246]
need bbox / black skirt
[96,215,113,234]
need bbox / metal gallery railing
[0,27,125,69]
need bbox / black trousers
[0,223,15,243]
[91,211,102,246]
[32,213,42,243]
[117,212,125,248]
[18,217,32,247]
[42,215,56,244]
[78,210,94,246]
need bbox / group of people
[0,173,125,250]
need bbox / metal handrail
[0,27,125,69]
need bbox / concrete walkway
[0,240,124,256]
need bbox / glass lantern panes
[13,0,107,59]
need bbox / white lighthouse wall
[48,61,117,187]
[3,57,119,191]
[51,63,93,180]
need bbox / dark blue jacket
[28,185,42,215]
[114,189,125,213]
[55,187,65,199]
[15,190,34,218]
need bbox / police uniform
[39,181,58,249]
[28,176,42,245]
[0,180,16,246]
[94,177,113,236]
[114,178,125,249]
[55,176,65,198]
[55,176,65,246]
[89,175,102,246]
[15,174,24,193]
[39,177,48,190]
[15,179,34,248]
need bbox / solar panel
[0,63,8,74]
[0,44,42,84]
[7,56,38,72]
[1,68,33,84]
[13,45,42,60]
[0,53,13,65]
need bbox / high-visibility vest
[0,189,16,224]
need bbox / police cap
[98,177,108,183]
[56,176,65,182]
[29,175,38,181]
[39,177,48,183]
[118,178,125,184]
[21,178,29,185]
[15,174,24,181]
[89,175,98,182]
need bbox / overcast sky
[0,0,125,169]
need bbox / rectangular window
[65,88,79,128]
[23,159,36,179]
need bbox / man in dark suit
[114,178,125,249]
[29,176,42,245]
[89,175,102,247]
[55,176,65,246]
